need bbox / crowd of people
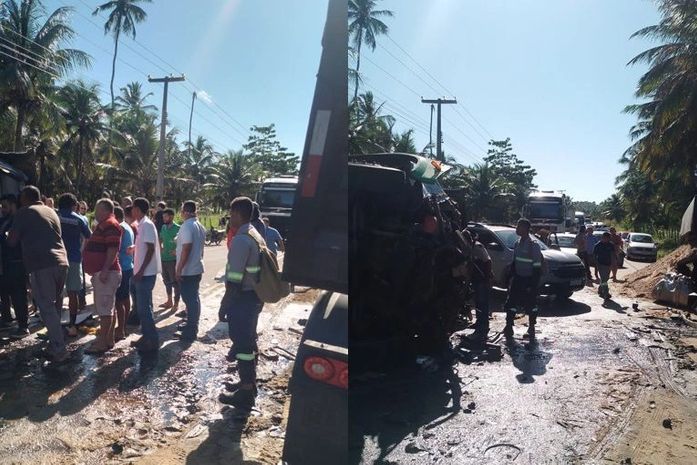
[0,186,284,411]
[574,225,624,300]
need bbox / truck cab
[256,176,298,239]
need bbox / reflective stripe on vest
[236,352,255,361]
[246,266,260,273]
[227,269,244,283]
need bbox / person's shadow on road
[601,299,628,313]
[505,337,552,384]
[186,407,260,465]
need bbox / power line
[364,82,483,159]
[362,55,422,99]
[0,48,60,79]
[384,35,495,140]
[78,0,251,138]
[377,40,490,144]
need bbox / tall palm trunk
[14,106,26,152]
[353,29,363,102]
[110,28,121,113]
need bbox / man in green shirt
[159,208,181,311]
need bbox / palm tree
[625,0,697,186]
[350,91,394,153]
[601,194,626,224]
[391,129,416,153]
[0,0,91,151]
[204,150,261,210]
[93,0,152,113]
[184,135,216,188]
[56,80,110,195]
[348,0,393,101]
[114,81,157,115]
[465,163,508,221]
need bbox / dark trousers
[504,276,539,327]
[578,251,592,279]
[180,274,202,339]
[472,279,491,334]
[0,266,28,328]
[225,290,263,385]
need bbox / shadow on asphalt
[0,308,191,424]
[504,337,553,384]
[185,407,259,465]
[349,362,462,465]
[487,289,592,317]
[601,299,629,313]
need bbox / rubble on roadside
[618,246,692,299]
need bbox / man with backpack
[219,197,264,410]
[503,218,544,340]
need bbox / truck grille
[552,265,585,279]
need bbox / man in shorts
[58,193,92,337]
[82,199,122,353]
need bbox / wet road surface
[0,244,316,465]
[350,260,697,464]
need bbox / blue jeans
[135,274,158,343]
[180,274,202,339]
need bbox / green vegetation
[0,0,297,210]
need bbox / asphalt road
[350,257,697,465]
[0,243,315,465]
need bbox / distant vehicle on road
[553,232,578,255]
[624,233,658,262]
[466,223,586,300]
[256,176,298,239]
[523,190,571,233]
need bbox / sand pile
[619,245,693,299]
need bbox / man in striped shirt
[219,196,263,411]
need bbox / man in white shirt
[174,200,207,342]
[129,197,162,352]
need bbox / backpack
[246,228,291,303]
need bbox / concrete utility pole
[421,97,457,162]
[188,91,197,160]
[149,74,186,200]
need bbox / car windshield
[630,234,653,243]
[422,180,446,197]
[259,189,296,209]
[557,236,576,248]
[494,229,548,250]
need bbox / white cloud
[197,90,213,105]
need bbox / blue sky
[357,0,661,203]
[45,0,327,157]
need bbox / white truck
[523,190,571,233]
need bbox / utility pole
[421,97,457,162]
[149,74,186,200]
[188,91,197,160]
[429,104,434,157]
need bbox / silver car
[467,223,587,299]
[624,232,658,262]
